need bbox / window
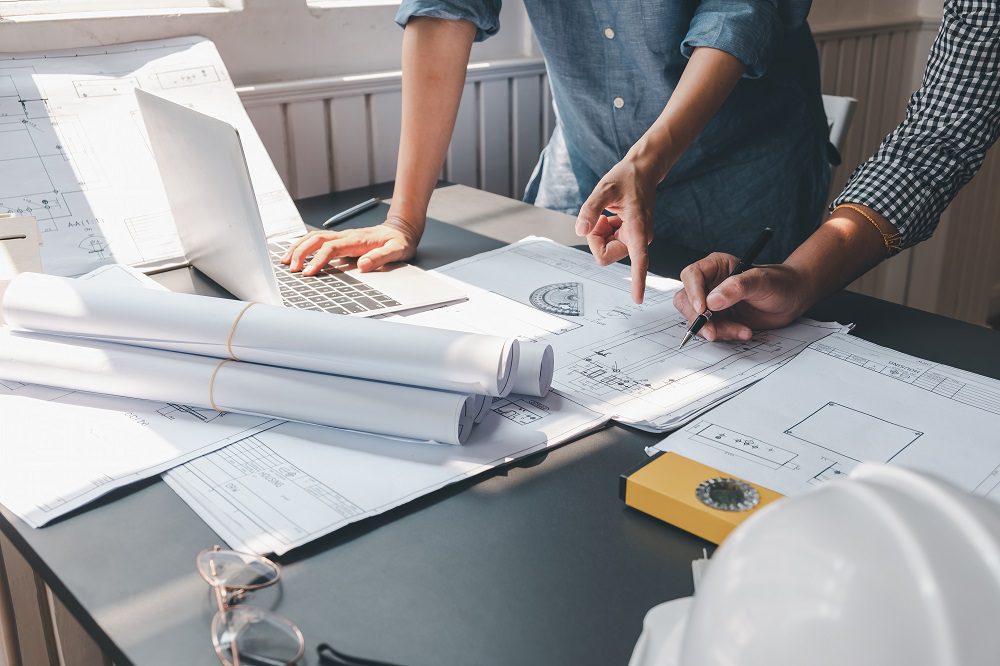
[0,0,229,17]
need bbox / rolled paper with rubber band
[0,330,478,445]
[1,272,519,398]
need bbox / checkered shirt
[832,0,1000,249]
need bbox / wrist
[778,260,822,318]
[386,198,427,238]
[384,212,424,243]
[625,137,675,184]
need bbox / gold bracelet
[834,203,903,257]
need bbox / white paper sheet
[413,237,849,431]
[653,333,1000,500]
[0,37,301,276]
[0,382,276,528]
[0,261,277,527]
[0,330,479,445]
[3,272,519,397]
[164,391,608,555]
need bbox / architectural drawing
[492,397,547,425]
[157,403,226,423]
[655,333,1000,502]
[784,402,922,462]
[436,238,848,431]
[164,391,607,555]
[0,37,301,276]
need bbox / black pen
[321,197,381,229]
[679,227,774,349]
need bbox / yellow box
[620,452,784,544]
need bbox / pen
[321,197,381,229]
[679,227,774,349]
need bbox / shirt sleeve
[680,0,811,78]
[395,0,502,42]
[833,0,1000,249]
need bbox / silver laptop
[136,89,465,316]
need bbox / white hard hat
[632,464,1000,666]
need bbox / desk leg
[0,539,20,666]
[0,533,110,666]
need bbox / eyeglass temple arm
[317,642,407,666]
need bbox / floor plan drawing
[156,403,227,423]
[420,238,849,431]
[784,402,922,462]
[0,37,301,276]
[655,333,1000,501]
[165,391,607,555]
[0,377,275,527]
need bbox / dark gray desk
[1,184,999,666]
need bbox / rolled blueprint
[514,342,554,397]
[2,273,518,397]
[0,330,478,445]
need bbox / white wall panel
[285,99,330,199]
[244,104,289,188]
[368,90,402,184]
[328,95,371,192]
[447,82,480,189]
[512,75,543,198]
[479,79,512,198]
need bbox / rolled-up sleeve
[833,0,1000,249]
[681,0,811,78]
[395,0,502,42]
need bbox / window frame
[0,0,235,20]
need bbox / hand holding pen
[676,228,782,347]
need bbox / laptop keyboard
[268,240,401,315]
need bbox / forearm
[628,47,745,179]
[389,17,476,235]
[784,205,892,311]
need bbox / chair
[822,94,858,156]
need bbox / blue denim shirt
[396,1,830,262]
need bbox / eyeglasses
[196,545,305,666]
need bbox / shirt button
[604,26,615,39]
[613,97,625,109]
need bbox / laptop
[136,89,465,316]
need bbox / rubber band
[226,302,257,361]
[209,359,232,412]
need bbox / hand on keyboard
[281,217,420,276]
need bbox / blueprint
[654,333,1000,500]
[164,391,607,555]
[429,238,849,431]
[0,264,277,527]
[0,37,301,276]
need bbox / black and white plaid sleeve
[832,0,1000,249]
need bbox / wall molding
[237,57,547,106]
[811,17,938,40]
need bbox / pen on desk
[321,197,381,229]
[679,227,774,349]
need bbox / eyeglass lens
[212,606,304,666]
[197,549,280,589]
